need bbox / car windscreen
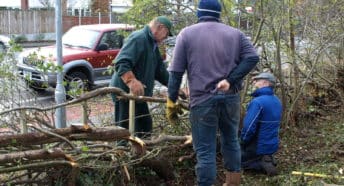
[62,28,100,49]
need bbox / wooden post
[20,110,27,133]
[129,91,135,136]
[82,101,88,125]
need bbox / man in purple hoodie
[166,0,259,185]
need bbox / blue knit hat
[197,0,222,19]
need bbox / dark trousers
[241,139,276,172]
[114,99,152,138]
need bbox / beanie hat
[197,0,222,19]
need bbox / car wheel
[65,71,89,99]
[0,42,6,53]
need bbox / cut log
[0,148,70,164]
[0,126,130,147]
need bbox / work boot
[261,155,278,176]
[223,171,241,186]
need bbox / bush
[13,35,28,43]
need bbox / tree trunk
[288,0,299,125]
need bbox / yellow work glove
[166,97,183,125]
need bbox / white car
[0,35,11,53]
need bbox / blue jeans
[190,93,241,186]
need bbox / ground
[132,113,344,186]
[1,98,342,185]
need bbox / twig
[123,165,130,181]
[178,152,195,162]
[28,124,77,151]
[143,134,192,146]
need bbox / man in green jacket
[110,16,173,138]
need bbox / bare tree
[38,0,53,8]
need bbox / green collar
[144,25,156,44]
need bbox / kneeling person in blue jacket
[240,72,282,175]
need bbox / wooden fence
[0,10,54,35]
[0,9,112,36]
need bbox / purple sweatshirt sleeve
[227,33,259,84]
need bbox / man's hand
[216,79,230,92]
[127,79,144,96]
[166,97,183,125]
[121,71,144,96]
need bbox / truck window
[99,31,125,49]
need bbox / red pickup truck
[17,24,134,95]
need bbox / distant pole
[109,1,112,23]
[79,8,81,25]
[55,0,66,128]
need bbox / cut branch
[0,160,76,174]
[28,124,76,151]
[0,126,130,147]
[0,87,167,115]
[0,87,190,116]
[0,148,69,164]
[143,134,192,146]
